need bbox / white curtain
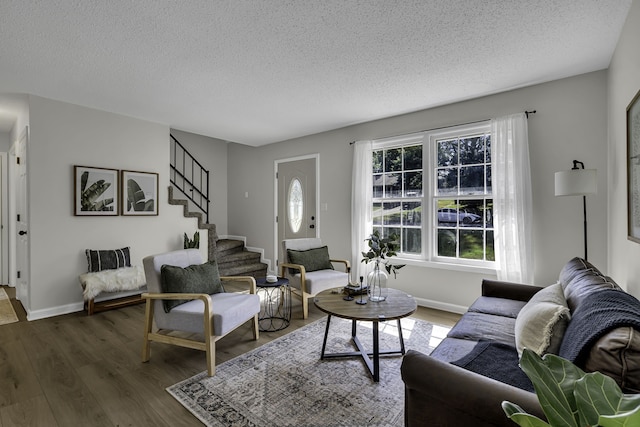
[491,113,534,283]
[351,140,373,283]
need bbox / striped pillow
[85,247,131,272]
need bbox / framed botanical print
[121,170,159,216]
[628,88,640,243]
[74,165,119,216]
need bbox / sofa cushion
[160,260,224,313]
[451,341,534,392]
[584,327,640,393]
[287,246,334,273]
[429,337,482,363]
[447,312,516,346]
[514,283,570,357]
[468,296,528,319]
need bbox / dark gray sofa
[401,257,640,426]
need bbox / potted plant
[502,348,640,426]
[183,231,200,249]
[361,230,405,301]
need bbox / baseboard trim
[413,297,468,315]
[27,302,84,321]
[25,295,467,320]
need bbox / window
[288,178,303,233]
[371,123,494,267]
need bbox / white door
[15,128,29,305]
[276,157,318,263]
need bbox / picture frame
[74,166,119,216]
[121,170,159,216]
[627,88,640,243]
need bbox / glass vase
[367,261,388,302]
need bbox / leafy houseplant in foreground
[502,348,640,426]
[361,230,405,301]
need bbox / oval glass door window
[288,178,303,233]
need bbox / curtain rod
[348,110,537,145]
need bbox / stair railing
[170,134,210,223]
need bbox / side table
[255,277,291,331]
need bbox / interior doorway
[275,155,319,267]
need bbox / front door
[276,156,318,264]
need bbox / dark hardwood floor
[0,286,460,426]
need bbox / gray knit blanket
[558,289,640,366]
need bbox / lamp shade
[554,169,597,196]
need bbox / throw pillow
[287,246,334,274]
[514,283,571,357]
[86,247,131,272]
[160,260,224,313]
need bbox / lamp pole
[572,160,588,261]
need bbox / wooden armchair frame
[142,276,259,376]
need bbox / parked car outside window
[437,208,481,225]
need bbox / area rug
[168,316,447,427]
[0,288,18,325]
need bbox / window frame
[371,122,496,271]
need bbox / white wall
[228,71,609,311]
[608,0,640,295]
[169,129,228,235]
[25,96,206,319]
[0,131,11,151]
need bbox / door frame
[273,153,320,270]
[0,151,7,285]
[9,126,29,307]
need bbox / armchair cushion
[287,246,334,273]
[160,260,224,313]
[289,269,349,295]
[86,247,131,272]
[167,292,260,336]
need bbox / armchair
[280,238,350,319]
[142,249,259,376]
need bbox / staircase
[169,135,268,278]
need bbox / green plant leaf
[599,405,640,427]
[502,402,551,427]
[519,350,581,427]
[575,373,640,426]
[575,373,623,425]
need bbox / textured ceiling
[0,1,632,145]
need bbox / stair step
[217,250,261,266]
[219,262,267,278]
[216,239,245,256]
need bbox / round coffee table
[313,288,417,382]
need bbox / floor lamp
[554,160,597,261]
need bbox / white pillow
[514,283,571,357]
